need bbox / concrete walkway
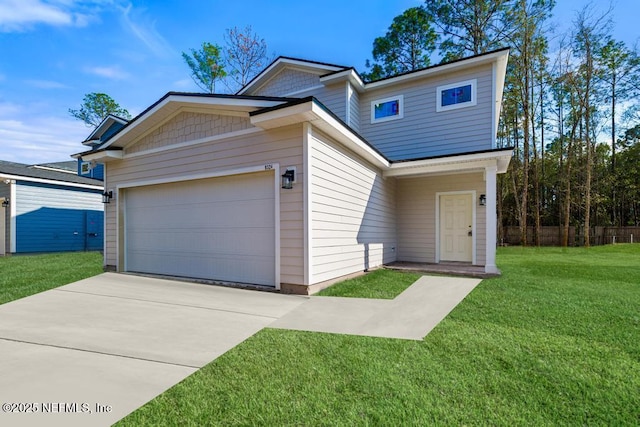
[0,272,480,426]
[272,275,481,339]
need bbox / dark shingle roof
[0,160,103,186]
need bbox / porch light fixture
[479,194,486,206]
[102,190,113,204]
[1,198,8,208]
[281,169,295,189]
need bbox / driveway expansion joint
[54,288,282,320]
[0,336,201,369]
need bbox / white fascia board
[79,150,123,163]
[98,95,286,150]
[85,115,129,142]
[365,50,510,90]
[0,173,103,190]
[384,149,513,178]
[319,69,365,91]
[250,101,389,169]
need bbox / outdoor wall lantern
[479,194,487,206]
[1,198,8,208]
[281,168,295,189]
[102,190,113,204]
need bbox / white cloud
[24,79,69,89]
[0,0,115,32]
[119,3,174,58]
[0,114,89,164]
[84,65,130,80]
[0,0,72,31]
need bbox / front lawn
[0,252,103,305]
[117,245,640,425]
[316,268,421,299]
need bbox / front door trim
[435,190,476,265]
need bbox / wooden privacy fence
[501,226,640,246]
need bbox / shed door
[440,194,472,262]
[125,171,275,286]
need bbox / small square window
[80,162,91,174]
[436,79,477,112]
[371,95,404,123]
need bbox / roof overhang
[384,148,513,178]
[0,172,103,190]
[90,93,290,152]
[319,68,365,91]
[365,48,510,90]
[250,99,389,169]
[83,114,129,145]
[74,149,123,163]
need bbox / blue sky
[0,0,638,165]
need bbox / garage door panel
[127,229,274,256]
[125,172,275,286]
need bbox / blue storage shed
[0,160,104,255]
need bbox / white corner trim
[492,62,497,149]
[9,181,16,253]
[273,164,281,290]
[303,123,313,286]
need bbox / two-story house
[75,48,512,294]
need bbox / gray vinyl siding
[310,128,396,284]
[284,82,347,123]
[360,64,494,161]
[105,120,304,285]
[396,172,486,265]
[253,68,321,97]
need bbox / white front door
[440,194,472,262]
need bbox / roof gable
[83,114,129,146]
[238,56,348,96]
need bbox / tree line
[365,1,640,246]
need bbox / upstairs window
[436,79,477,112]
[371,95,403,123]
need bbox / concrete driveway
[0,273,307,427]
[0,272,481,426]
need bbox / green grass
[0,252,103,305]
[117,244,640,426]
[316,268,422,299]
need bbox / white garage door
[125,171,276,286]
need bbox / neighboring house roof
[0,160,103,188]
[83,114,130,146]
[31,161,78,173]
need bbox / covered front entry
[124,171,276,287]
[439,193,473,262]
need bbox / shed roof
[0,160,102,187]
